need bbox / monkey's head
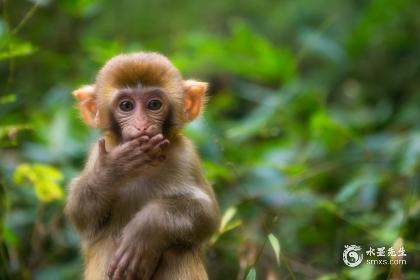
[73,52,207,143]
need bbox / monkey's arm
[143,194,219,245]
[66,134,167,234]
[108,191,219,280]
[65,169,117,234]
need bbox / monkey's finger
[110,252,131,280]
[108,245,127,278]
[116,136,149,157]
[149,140,170,159]
[137,135,150,145]
[127,137,150,156]
[140,134,163,152]
[157,139,170,150]
[98,138,107,156]
[145,125,159,137]
[141,134,164,152]
[147,141,169,166]
[125,255,140,280]
[127,136,149,148]
[150,134,164,145]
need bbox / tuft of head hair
[96,52,183,93]
[95,52,186,126]
[72,52,208,131]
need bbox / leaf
[299,30,346,64]
[310,110,353,151]
[0,124,31,147]
[0,94,16,105]
[220,206,237,233]
[222,219,242,233]
[59,0,99,16]
[2,226,19,247]
[226,83,300,140]
[268,233,281,266]
[203,160,233,182]
[210,206,241,245]
[0,41,36,61]
[13,163,64,202]
[173,21,296,84]
[400,132,420,176]
[245,267,256,280]
[82,37,123,64]
[335,172,380,211]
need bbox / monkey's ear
[72,85,99,128]
[183,80,208,122]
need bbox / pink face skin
[111,88,171,143]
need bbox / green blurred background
[0,0,419,279]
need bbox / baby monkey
[66,52,220,280]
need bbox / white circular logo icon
[343,245,363,267]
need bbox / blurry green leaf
[59,0,99,16]
[279,164,306,176]
[13,163,64,202]
[317,274,338,280]
[310,111,353,151]
[226,96,280,139]
[211,215,242,245]
[0,125,31,138]
[0,41,36,61]
[223,219,242,233]
[346,263,376,280]
[336,171,381,211]
[0,19,6,36]
[245,267,256,280]
[0,94,16,105]
[224,21,296,83]
[203,161,233,182]
[400,132,420,176]
[29,0,52,6]
[220,206,237,233]
[2,226,18,247]
[335,181,360,203]
[348,0,414,56]
[174,21,296,84]
[318,200,338,212]
[82,37,123,64]
[268,233,281,266]
[0,124,31,148]
[300,30,346,64]
[372,201,404,243]
[227,83,300,140]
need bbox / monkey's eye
[147,99,162,111]
[119,100,134,112]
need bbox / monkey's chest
[111,178,162,227]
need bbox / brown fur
[66,52,219,280]
[95,53,185,131]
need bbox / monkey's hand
[96,133,169,178]
[108,227,164,280]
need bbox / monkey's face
[111,87,171,142]
[73,53,207,139]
